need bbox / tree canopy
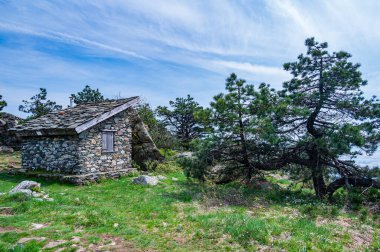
[19,88,62,119]
[0,95,6,112]
[184,38,380,199]
[195,73,278,180]
[71,85,104,105]
[137,102,179,151]
[156,95,204,149]
[277,37,380,197]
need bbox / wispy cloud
[1,0,379,164]
[0,22,148,60]
[0,0,379,113]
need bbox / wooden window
[102,131,114,152]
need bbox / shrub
[155,160,182,174]
[179,157,208,182]
[159,149,177,159]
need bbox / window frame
[101,130,116,153]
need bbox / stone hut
[11,97,162,184]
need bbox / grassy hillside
[0,168,379,251]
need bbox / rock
[9,181,40,196]
[18,237,46,244]
[157,175,166,180]
[31,223,46,230]
[43,240,67,249]
[0,112,22,149]
[175,152,193,158]
[172,177,178,181]
[10,189,33,197]
[9,181,53,201]
[71,236,81,243]
[132,175,158,186]
[0,146,14,153]
[113,223,119,228]
[32,192,43,198]
[0,192,4,196]
[71,244,86,252]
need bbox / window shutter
[102,132,114,152]
[107,132,114,152]
[102,132,107,150]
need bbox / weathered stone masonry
[77,110,132,174]
[11,97,163,184]
[21,110,133,174]
[21,136,79,173]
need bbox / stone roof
[11,97,139,136]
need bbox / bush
[179,157,208,182]
[155,160,182,174]
[159,149,177,159]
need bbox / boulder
[9,180,41,196]
[175,152,193,158]
[132,175,158,186]
[130,111,163,169]
[0,112,22,150]
[156,175,166,180]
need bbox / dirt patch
[86,234,148,252]
[347,229,373,249]
[0,207,14,216]
[279,231,291,241]
[0,226,19,233]
[316,216,375,250]
[316,216,353,228]
[173,236,187,245]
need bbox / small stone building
[11,97,162,184]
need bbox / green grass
[0,169,379,251]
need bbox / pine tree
[19,88,62,119]
[280,38,380,197]
[0,95,7,111]
[156,95,204,149]
[71,85,104,105]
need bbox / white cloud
[211,60,285,76]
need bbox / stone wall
[77,109,132,174]
[21,136,79,173]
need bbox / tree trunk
[327,176,380,199]
[236,85,252,180]
[309,146,327,198]
[312,171,327,198]
[239,119,251,180]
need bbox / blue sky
[1,0,380,166]
[1,0,380,118]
